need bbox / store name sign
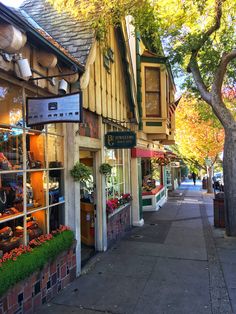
[26,92,82,126]
[105,131,136,149]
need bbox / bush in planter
[70,162,92,183]
[99,163,112,176]
[0,228,74,297]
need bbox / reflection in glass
[48,135,64,168]
[0,127,23,170]
[49,203,65,232]
[0,172,23,218]
[0,79,23,126]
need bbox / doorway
[79,150,96,267]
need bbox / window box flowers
[0,225,74,297]
[106,193,132,214]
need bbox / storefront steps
[35,182,235,314]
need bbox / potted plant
[70,162,92,183]
[99,163,112,176]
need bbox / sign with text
[26,92,82,126]
[170,161,180,168]
[105,131,136,149]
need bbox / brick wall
[0,243,77,314]
[107,204,131,247]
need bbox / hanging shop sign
[26,92,82,126]
[105,131,136,149]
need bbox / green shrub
[0,230,74,297]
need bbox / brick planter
[107,203,131,247]
[0,243,77,314]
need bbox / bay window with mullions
[145,66,161,117]
[0,78,65,255]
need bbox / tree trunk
[223,130,236,236]
[207,166,213,193]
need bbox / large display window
[0,79,65,255]
[104,125,130,202]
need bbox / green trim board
[156,194,161,202]
[142,198,152,206]
[146,121,162,126]
[141,56,167,64]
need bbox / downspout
[136,32,143,130]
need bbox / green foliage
[99,163,112,176]
[70,162,92,183]
[0,230,74,297]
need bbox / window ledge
[107,202,131,219]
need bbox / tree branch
[188,56,212,104]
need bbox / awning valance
[131,148,164,158]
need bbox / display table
[142,185,167,211]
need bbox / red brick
[42,287,47,298]
[7,304,19,314]
[23,298,32,313]
[50,262,56,275]
[60,264,67,279]
[61,275,70,289]
[33,294,41,312]
[8,291,17,308]
[71,255,76,267]
[1,296,8,312]
[24,282,32,300]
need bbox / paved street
[37,181,236,314]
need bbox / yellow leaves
[175,95,224,167]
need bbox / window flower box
[0,226,76,314]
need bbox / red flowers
[106,193,132,213]
[0,225,71,267]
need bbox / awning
[131,148,164,158]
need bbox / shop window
[104,126,130,201]
[145,67,161,117]
[0,79,65,255]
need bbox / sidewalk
[37,181,236,314]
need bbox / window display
[0,79,65,254]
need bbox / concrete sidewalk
[37,181,236,314]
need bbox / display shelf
[27,205,48,214]
[0,212,24,224]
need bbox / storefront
[131,148,167,212]
[103,123,132,247]
[0,78,66,255]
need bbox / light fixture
[15,53,32,78]
[58,79,68,95]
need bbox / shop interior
[141,158,162,192]
[79,150,96,267]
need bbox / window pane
[26,132,46,169]
[27,171,46,210]
[49,204,65,232]
[49,170,64,205]
[0,79,23,127]
[0,127,23,170]
[145,68,160,92]
[0,217,24,253]
[48,135,64,168]
[0,172,23,219]
[145,92,161,116]
[27,210,46,241]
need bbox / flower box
[0,227,76,313]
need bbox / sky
[0,0,24,7]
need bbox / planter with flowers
[0,226,76,314]
[106,194,132,247]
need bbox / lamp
[15,54,32,78]
[58,79,68,94]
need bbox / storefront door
[79,150,96,266]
